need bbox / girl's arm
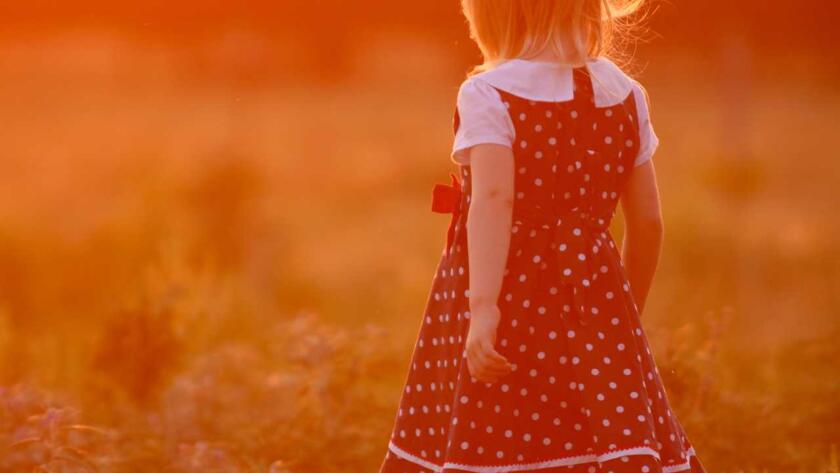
[464,143,515,383]
[619,159,664,315]
[466,143,514,312]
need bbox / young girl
[379,1,706,471]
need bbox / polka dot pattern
[381,67,705,473]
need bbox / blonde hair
[460,0,649,73]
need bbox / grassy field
[0,33,838,472]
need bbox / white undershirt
[451,57,659,167]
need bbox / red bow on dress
[431,172,462,253]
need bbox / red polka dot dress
[379,59,707,473]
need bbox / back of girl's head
[461,0,649,73]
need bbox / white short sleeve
[631,81,659,167]
[451,78,515,165]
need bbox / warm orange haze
[0,2,838,472]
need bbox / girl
[379,1,707,471]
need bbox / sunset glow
[0,3,837,472]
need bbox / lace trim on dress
[388,440,699,473]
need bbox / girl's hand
[465,305,514,383]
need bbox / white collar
[471,56,635,107]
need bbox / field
[0,31,838,472]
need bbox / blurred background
[0,1,838,472]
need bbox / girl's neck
[517,40,590,67]
[512,55,590,69]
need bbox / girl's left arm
[463,143,516,383]
[466,143,515,313]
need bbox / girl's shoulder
[456,56,647,108]
[450,57,658,166]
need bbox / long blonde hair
[460,0,648,73]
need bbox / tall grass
[0,34,837,472]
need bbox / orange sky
[0,1,836,51]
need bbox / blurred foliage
[0,10,838,472]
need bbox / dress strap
[571,66,596,108]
